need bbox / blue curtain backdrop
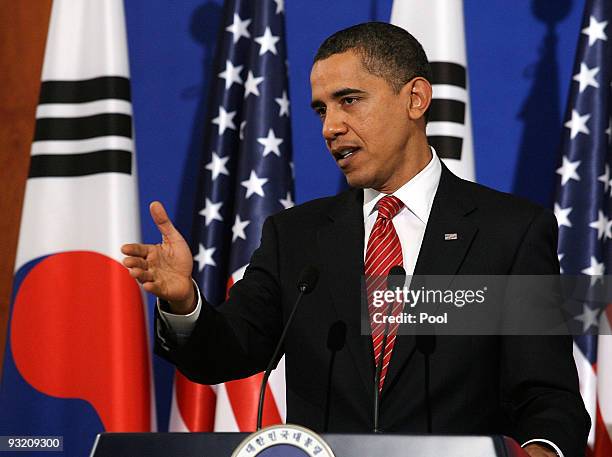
[123,0,585,431]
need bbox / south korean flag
[5,2,155,456]
[391,0,476,181]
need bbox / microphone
[324,320,347,432]
[373,265,406,433]
[327,321,347,352]
[297,265,319,294]
[416,335,436,355]
[256,265,319,431]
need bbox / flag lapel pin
[444,233,458,241]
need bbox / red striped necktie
[365,195,404,391]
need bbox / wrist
[168,282,197,314]
[524,443,559,457]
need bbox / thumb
[149,201,182,242]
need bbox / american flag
[168,0,293,432]
[554,0,612,454]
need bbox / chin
[345,175,367,189]
[344,172,376,190]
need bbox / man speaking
[122,23,589,457]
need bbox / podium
[90,432,528,457]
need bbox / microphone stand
[373,296,395,433]
[256,266,318,431]
[416,335,436,433]
[256,289,304,431]
[323,321,346,432]
[373,266,406,433]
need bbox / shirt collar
[363,148,442,224]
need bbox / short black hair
[314,22,432,94]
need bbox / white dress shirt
[363,150,441,275]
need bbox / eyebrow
[310,87,366,109]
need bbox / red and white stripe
[365,195,405,390]
[169,264,286,432]
[574,308,612,456]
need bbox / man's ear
[402,77,432,121]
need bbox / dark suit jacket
[156,163,590,456]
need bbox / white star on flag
[581,15,608,46]
[279,191,294,209]
[573,62,600,92]
[205,152,230,180]
[257,128,283,156]
[606,117,612,143]
[589,210,609,240]
[218,60,243,90]
[554,203,573,228]
[240,120,247,140]
[244,71,265,98]
[255,27,280,55]
[558,253,564,274]
[598,164,610,193]
[574,304,600,332]
[581,256,605,285]
[275,90,290,117]
[274,0,284,14]
[212,106,237,135]
[194,244,216,271]
[225,13,251,44]
[564,109,591,139]
[241,170,268,198]
[556,156,581,185]
[199,198,223,226]
[232,214,250,242]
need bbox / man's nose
[322,110,348,141]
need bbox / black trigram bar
[29,150,132,177]
[39,77,131,104]
[429,99,466,124]
[34,113,132,141]
[429,62,466,88]
[428,136,463,160]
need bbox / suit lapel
[413,166,478,277]
[317,188,374,398]
[382,164,479,396]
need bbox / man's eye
[343,97,358,105]
[315,108,326,118]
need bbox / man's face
[310,50,415,192]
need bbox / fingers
[123,256,148,270]
[150,201,183,242]
[142,281,165,295]
[127,267,155,283]
[121,243,151,258]
[142,282,157,293]
[122,247,152,282]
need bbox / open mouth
[334,147,360,163]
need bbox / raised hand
[121,201,196,314]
